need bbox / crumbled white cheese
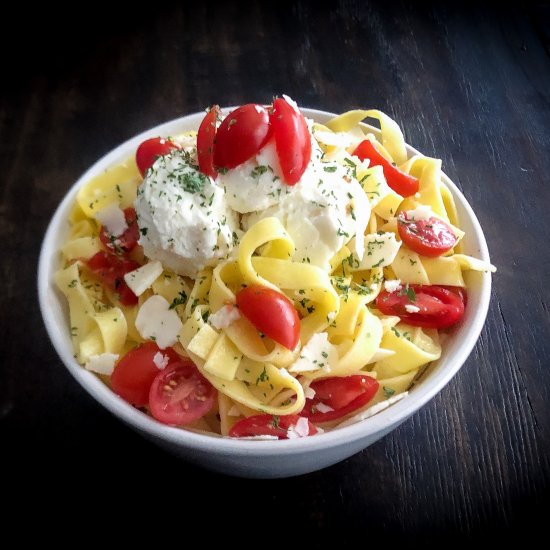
[209,305,241,330]
[405,304,420,313]
[287,417,311,439]
[124,261,163,296]
[304,386,316,400]
[84,353,119,376]
[289,332,336,373]
[404,204,434,221]
[153,351,170,370]
[315,402,335,414]
[95,203,127,236]
[135,295,183,349]
[384,279,402,293]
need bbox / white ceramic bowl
[38,108,492,478]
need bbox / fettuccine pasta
[56,98,495,440]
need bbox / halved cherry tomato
[228,414,317,439]
[86,251,139,306]
[135,137,180,177]
[376,284,465,329]
[99,207,140,255]
[302,375,379,423]
[197,105,220,178]
[213,104,271,169]
[397,212,457,257]
[353,139,418,197]
[236,285,300,350]
[270,97,311,185]
[111,342,180,406]
[149,360,216,425]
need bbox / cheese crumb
[95,203,128,236]
[135,295,183,349]
[153,351,169,370]
[405,304,420,313]
[384,279,402,293]
[209,305,241,329]
[404,204,433,221]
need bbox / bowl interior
[38,108,492,455]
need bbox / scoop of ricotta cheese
[135,150,239,278]
[245,150,370,271]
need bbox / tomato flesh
[86,251,140,306]
[376,284,465,329]
[213,104,271,169]
[197,105,220,178]
[99,207,140,255]
[149,360,216,425]
[270,97,311,185]
[236,285,300,350]
[302,375,379,423]
[229,414,317,439]
[135,137,180,177]
[353,139,418,197]
[398,212,457,257]
[111,342,180,406]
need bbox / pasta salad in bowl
[39,97,495,477]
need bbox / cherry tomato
[228,414,317,439]
[111,342,180,406]
[353,139,418,197]
[99,207,140,255]
[376,284,465,329]
[213,104,271,169]
[135,137,180,177]
[270,97,311,185]
[149,360,216,425]
[86,251,140,306]
[397,212,457,257]
[236,285,300,350]
[197,105,220,178]
[302,375,379,423]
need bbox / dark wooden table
[2,1,549,542]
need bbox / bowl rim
[38,107,492,455]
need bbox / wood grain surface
[1,0,549,542]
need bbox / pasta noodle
[55,103,495,439]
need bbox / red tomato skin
[86,251,139,306]
[149,361,216,425]
[353,139,418,197]
[376,284,465,329]
[213,104,271,169]
[236,285,300,350]
[197,105,220,178]
[111,342,179,406]
[270,97,312,185]
[228,414,317,439]
[99,207,140,254]
[397,213,457,257]
[135,137,180,177]
[303,376,379,423]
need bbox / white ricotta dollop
[245,156,370,271]
[135,150,239,278]
[217,138,291,214]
